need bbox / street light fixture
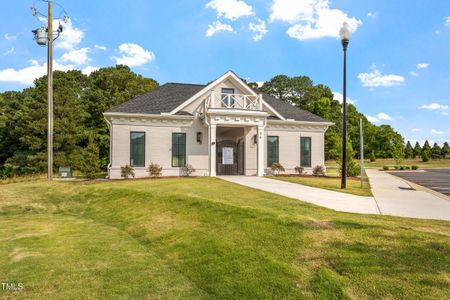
[31,1,68,180]
[339,22,351,189]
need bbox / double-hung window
[267,136,279,167]
[130,132,145,167]
[172,133,186,167]
[221,88,235,108]
[300,137,311,168]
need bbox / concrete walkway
[220,173,450,221]
[366,169,450,221]
[219,176,380,215]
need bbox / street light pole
[339,22,351,189]
[47,1,53,180]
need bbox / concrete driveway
[220,172,450,221]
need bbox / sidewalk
[365,169,450,221]
[220,173,450,221]
[219,176,380,215]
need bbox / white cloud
[367,12,377,19]
[82,66,99,75]
[377,112,393,121]
[411,128,422,132]
[3,47,15,56]
[206,0,254,20]
[4,33,17,41]
[0,60,75,85]
[416,63,429,69]
[366,115,380,123]
[249,19,268,41]
[431,129,443,135]
[357,65,404,87]
[419,102,449,110]
[410,71,418,77]
[206,21,234,37]
[270,0,362,40]
[55,19,84,50]
[112,43,155,67]
[94,45,107,51]
[60,47,90,65]
[445,16,450,27]
[332,92,355,105]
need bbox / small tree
[271,162,285,175]
[413,142,422,159]
[442,142,450,159]
[121,165,135,178]
[78,136,101,179]
[148,163,162,177]
[422,140,431,155]
[431,143,442,160]
[421,151,430,162]
[404,141,414,159]
[369,151,376,162]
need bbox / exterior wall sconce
[197,132,202,144]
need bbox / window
[300,137,311,168]
[267,136,279,167]
[221,88,235,107]
[130,132,145,167]
[172,133,186,167]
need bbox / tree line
[0,68,448,178]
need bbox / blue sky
[1,0,449,145]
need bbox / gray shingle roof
[106,82,328,123]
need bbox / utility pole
[360,118,364,188]
[47,1,53,180]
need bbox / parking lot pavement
[388,169,450,196]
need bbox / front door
[217,140,243,175]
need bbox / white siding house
[103,71,333,178]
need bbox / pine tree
[422,140,431,154]
[431,143,442,159]
[404,141,414,159]
[413,141,422,158]
[442,142,450,158]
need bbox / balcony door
[221,88,235,108]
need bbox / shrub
[405,166,410,170]
[399,166,405,170]
[181,164,195,177]
[382,166,389,171]
[412,165,419,170]
[394,166,399,170]
[148,163,162,177]
[271,162,285,175]
[120,165,135,179]
[294,166,304,175]
[312,165,326,176]
[369,152,376,162]
[78,138,101,179]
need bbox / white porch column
[209,123,217,176]
[257,125,265,176]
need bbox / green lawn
[270,175,372,197]
[1,178,449,299]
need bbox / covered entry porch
[205,112,267,177]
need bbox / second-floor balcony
[206,91,263,111]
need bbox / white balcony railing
[206,91,262,111]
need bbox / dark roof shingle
[106,82,328,123]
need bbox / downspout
[104,116,112,179]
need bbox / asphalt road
[388,169,450,196]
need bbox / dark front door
[217,140,243,175]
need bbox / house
[103,71,333,178]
